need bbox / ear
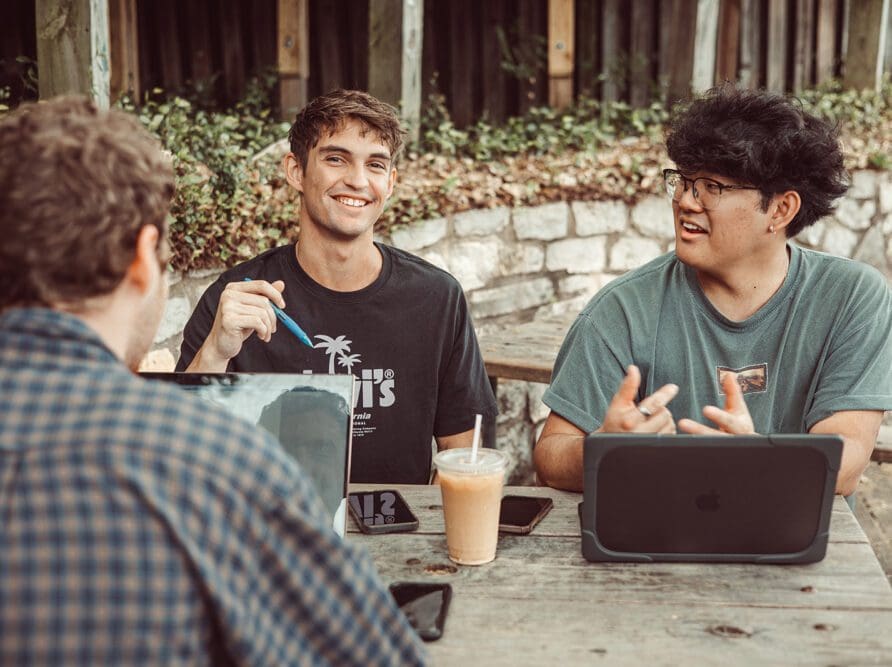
[385,167,397,200]
[126,225,161,295]
[283,152,305,194]
[768,190,801,234]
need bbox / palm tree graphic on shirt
[337,353,362,374]
[314,334,353,374]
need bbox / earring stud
[769,224,776,234]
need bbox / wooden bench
[874,424,892,463]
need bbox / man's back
[0,308,425,666]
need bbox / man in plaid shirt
[0,97,426,666]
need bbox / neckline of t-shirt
[684,243,801,330]
[286,241,392,303]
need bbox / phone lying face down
[348,489,419,534]
[390,582,452,641]
[499,495,553,534]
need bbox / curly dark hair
[288,89,406,169]
[665,84,849,237]
[0,96,174,309]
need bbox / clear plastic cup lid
[433,447,507,475]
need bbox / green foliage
[116,74,298,270]
[417,91,669,160]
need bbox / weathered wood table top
[348,484,892,665]
[476,315,574,385]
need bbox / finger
[659,418,677,434]
[701,406,749,434]
[229,279,286,309]
[721,372,746,413]
[641,383,679,413]
[220,304,276,340]
[614,365,642,406]
[677,418,723,436]
[636,407,675,433]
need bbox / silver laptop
[579,434,842,564]
[143,373,354,537]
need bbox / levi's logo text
[308,334,395,439]
[349,492,398,526]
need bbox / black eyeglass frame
[662,168,761,210]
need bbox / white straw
[470,413,483,463]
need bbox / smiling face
[672,170,776,279]
[286,119,396,243]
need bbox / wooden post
[630,0,656,107]
[815,0,838,83]
[662,0,699,104]
[715,0,741,83]
[277,0,309,121]
[36,0,111,107]
[108,0,139,102]
[369,0,424,142]
[843,0,890,91]
[737,0,761,87]
[548,0,574,109]
[601,0,621,103]
[766,0,789,91]
[692,0,720,91]
[793,0,815,90]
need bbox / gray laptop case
[580,434,842,564]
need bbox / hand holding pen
[242,278,313,347]
[184,277,313,372]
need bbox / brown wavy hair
[288,89,406,169]
[0,96,175,309]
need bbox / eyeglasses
[662,169,760,211]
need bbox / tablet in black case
[579,434,842,564]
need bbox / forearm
[835,435,873,496]
[183,341,230,372]
[533,432,585,492]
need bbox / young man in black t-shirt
[177,89,496,484]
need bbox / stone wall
[145,170,892,483]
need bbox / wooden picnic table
[476,316,892,463]
[348,484,892,665]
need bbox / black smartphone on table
[499,495,553,534]
[348,489,419,534]
[389,582,452,642]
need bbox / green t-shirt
[544,244,892,433]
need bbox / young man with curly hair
[177,89,496,484]
[534,85,892,495]
[0,97,426,665]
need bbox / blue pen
[243,278,314,348]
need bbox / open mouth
[680,220,707,234]
[333,195,371,208]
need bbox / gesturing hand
[598,365,679,434]
[678,372,756,435]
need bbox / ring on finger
[638,404,653,418]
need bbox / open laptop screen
[143,373,354,537]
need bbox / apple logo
[695,490,720,512]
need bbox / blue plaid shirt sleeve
[0,309,427,666]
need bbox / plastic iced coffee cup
[434,447,508,565]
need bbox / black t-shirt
[177,243,497,484]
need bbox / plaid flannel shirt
[0,308,427,666]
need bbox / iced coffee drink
[434,448,508,565]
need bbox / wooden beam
[630,0,656,107]
[692,0,720,91]
[548,0,574,109]
[369,0,424,141]
[108,0,139,102]
[815,0,838,83]
[737,0,760,87]
[793,0,815,90]
[663,0,699,104]
[575,0,600,98]
[36,0,110,107]
[277,0,309,121]
[601,0,621,103]
[481,0,508,121]
[715,0,741,83]
[766,0,789,91]
[843,0,890,91]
